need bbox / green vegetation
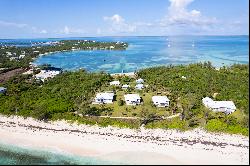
[138,62,249,135]
[0,62,248,135]
[0,40,128,70]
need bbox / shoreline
[0,114,249,165]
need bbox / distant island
[0,40,128,70]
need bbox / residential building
[202,97,236,114]
[93,92,115,104]
[136,78,144,84]
[135,84,144,90]
[152,96,170,107]
[124,94,141,105]
[0,87,7,94]
[122,84,130,89]
[110,80,120,86]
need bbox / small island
[0,40,128,70]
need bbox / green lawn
[91,86,170,117]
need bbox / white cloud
[59,26,85,35]
[103,14,124,24]
[62,26,70,34]
[40,30,47,34]
[0,20,28,28]
[160,0,217,27]
[103,14,136,33]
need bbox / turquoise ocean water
[1,36,249,73]
[0,36,249,164]
[27,36,250,73]
[0,141,125,165]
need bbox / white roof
[110,80,120,85]
[124,94,140,101]
[212,101,236,109]
[135,84,144,88]
[122,84,130,88]
[0,87,7,91]
[202,97,236,110]
[96,92,114,100]
[136,78,144,83]
[152,96,170,103]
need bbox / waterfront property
[152,96,170,107]
[110,80,120,86]
[124,94,141,105]
[93,92,115,104]
[202,97,236,114]
[0,87,7,94]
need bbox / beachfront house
[93,92,115,104]
[124,94,141,105]
[136,78,144,84]
[0,87,7,94]
[110,80,120,86]
[202,97,236,114]
[135,84,144,90]
[152,96,170,107]
[122,84,130,89]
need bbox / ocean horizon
[0,36,248,74]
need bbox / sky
[0,0,249,38]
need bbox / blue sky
[0,0,249,38]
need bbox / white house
[152,96,170,107]
[110,80,120,86]
[136,78,144,84]
[35,69,61,82]
[6,52,12,56]
[0,87,7,94]
[181,76,187,79]
[9,57,18,61]
[124,94,141,105]
[19,54,26,59]
[122,84,130,89]
[135,84,144,90]
[93,92,115,104]
[202,97,236,114]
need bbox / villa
[122,84,130,89]
[35,67,62,82]
[135,84,144,90]
[124,94,141,105]
[202,97,236,114]
[0,87,7,94]
[93,92,115,104]
[136,78,144,84]
[110,80,120,86]
[152,96,170,107]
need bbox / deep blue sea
[0,36,249,164]
[1,36,249,73]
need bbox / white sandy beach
[0,114,249,165]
